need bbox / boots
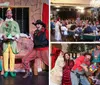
[23,71,30,78]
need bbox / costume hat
[32,20,46,28]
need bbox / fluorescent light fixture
[55,5,60,8]
[76,6,84,10]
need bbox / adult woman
[62,52,74,85]
[92,44,100,63]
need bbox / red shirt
[72,56,90,71]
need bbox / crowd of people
[51,17,100,41]
[50,44,100,85]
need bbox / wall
[0,0,42,33]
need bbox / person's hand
[81,64,88,72]
[14,37,17,40]
[84,66,88,72]
[2,35,8,40]
[89,76,93,80]
[12,36,17,41]
[28,36,31,39]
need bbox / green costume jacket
[0,20,20,54]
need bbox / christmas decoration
[89,63,98,73]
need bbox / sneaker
[23,72,30,78]
[10,72,16,77]
[4,71,8,78]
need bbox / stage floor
[0,72,49,85]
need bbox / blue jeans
[71,72,90,85]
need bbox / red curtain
[42,3,49,27]
[51,46,61,69]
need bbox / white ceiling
[51,0,92,7]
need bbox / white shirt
[61,26,68,35]
[5,18,13,21]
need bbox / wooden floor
[0,72,49,85]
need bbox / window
[0,7,29,34]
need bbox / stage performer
[0,8,20,78]
[22,20,49,78]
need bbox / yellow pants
[3,43,15,72]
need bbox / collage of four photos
[50,0,100,85]
[0,0,100,85]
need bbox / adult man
[50,18,55,35]
[22,20,49,78]
[71,53,91,85]
[83,23,93,34]
[0,8,20,78]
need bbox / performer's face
[6,11,12,19]
[65,54,70,60]
[36,24,42,30]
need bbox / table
[81,33,100,41]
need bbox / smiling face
[36,24,42,30]
[6,10,13,19]
[65,53,70,60]
[85,54,91,60]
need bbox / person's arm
[80,64,88,72]
[0,22,8,40]
[70,60,74,70]
[75,56,89,72]
[28,34,33,40]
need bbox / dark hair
[63,52,70,61]
[96,44,100,46]
[83,52,91,56]
[63,52,70,66]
